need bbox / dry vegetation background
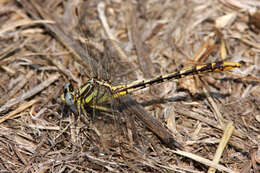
[0,0,260,172]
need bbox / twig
[0,74,60,113]
[97,2,129,62]
[0,98,39,123]
[208,122,234,173]
[172,149,238,173]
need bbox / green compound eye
[62,83,78,116]
[64,82,70,90]
[64,82,74,93]
[63,83,74,106]
[65,91,74,106]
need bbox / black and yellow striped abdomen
[112,61,241,96]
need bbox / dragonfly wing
[102,39,137,84]
[119,95,183,149]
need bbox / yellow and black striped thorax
[61,79,114,108]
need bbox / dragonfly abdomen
[113,61,240,94]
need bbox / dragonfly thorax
[61,80,115,113]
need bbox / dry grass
[0,0,260,172]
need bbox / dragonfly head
[61,82,78,115]
[61,83,75,105]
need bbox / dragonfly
[58,6,241,150]
[61,61,240,124]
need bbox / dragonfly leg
[76,99,82,121]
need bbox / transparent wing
[102,39,138,84]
